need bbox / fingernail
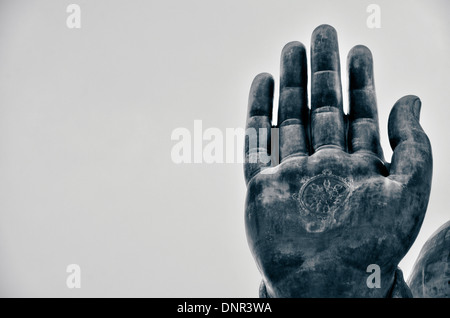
[412,98,421,121]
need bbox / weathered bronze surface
[244,25,433,298]
[408,221,450,298]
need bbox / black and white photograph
[0,0,448,305]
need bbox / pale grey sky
[0,0,448,297]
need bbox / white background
[0,0,448,297]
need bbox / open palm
[244,25,432,298]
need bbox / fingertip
[392,95,421,120]
[311,24,339,53]
[348,45,374,89]
[253,72,274,85]
[348,45,373,69]
[348,45,373,59]
[396,94,420,104]
[280,41,307,88]
[251,72,274,95]
[388,95,424,150]
[312,24,337,38]
[282,41,306,54]
[249,73,275,118]
[311,24,338,47]
[311,24,340,73]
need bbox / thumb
[388,95,432,187]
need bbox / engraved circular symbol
[292,170,353,232]
[300,174,350,219]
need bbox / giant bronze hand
[244,25,432,298]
